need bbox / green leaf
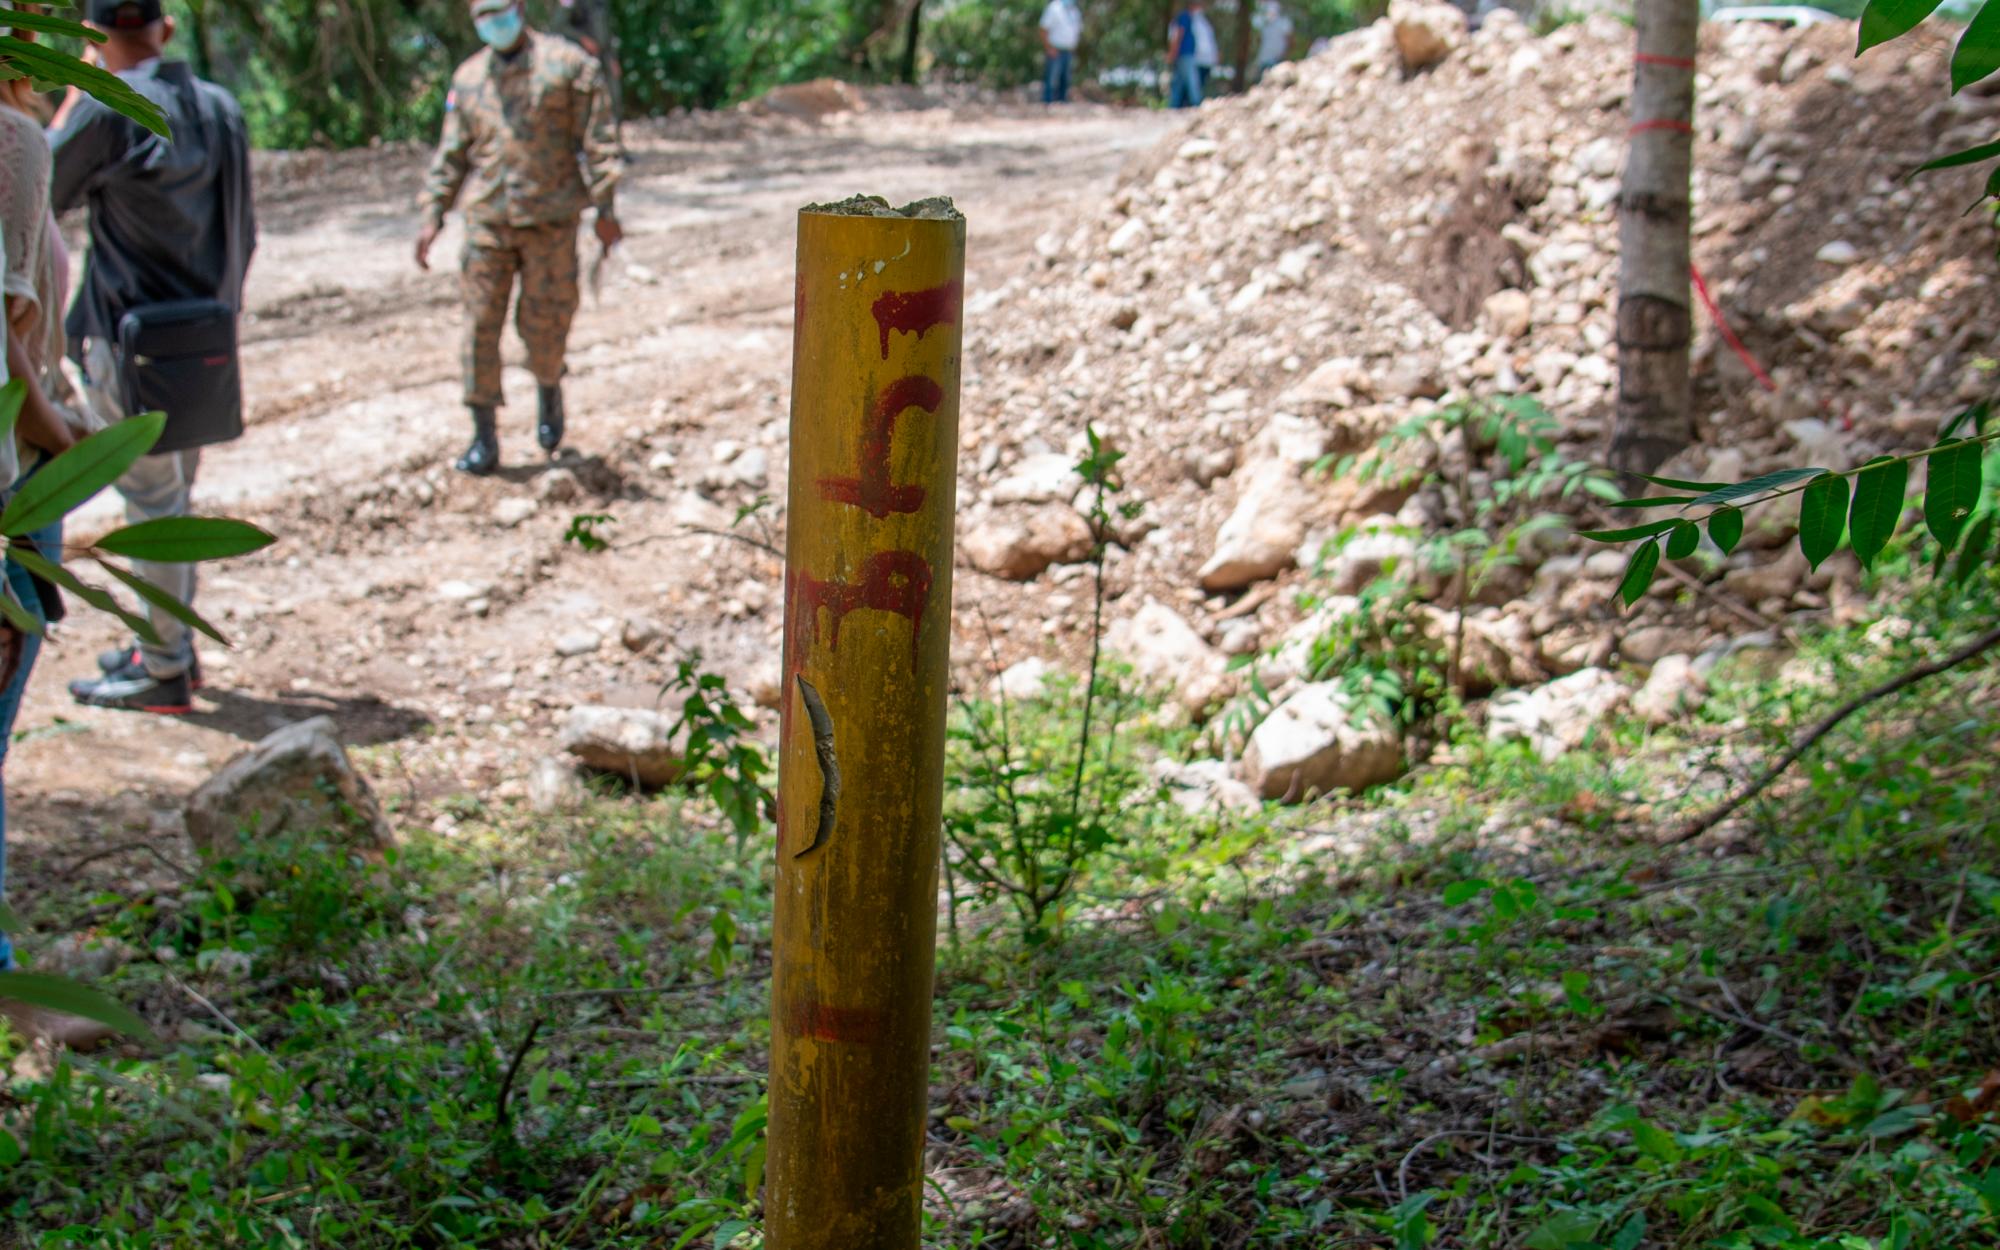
[1634,472,1728,491]
[93,517,277,563]
[0,412,166,537]
[1798,473,1850,569]
[0,9,105,41]
[1619,540,1661,608]
[1577,518,1682,543]
[711,1220,751,1249]
[0,899,20,931]
[1952,513,1995,584]
[1633,1119,1684,1164]
[98,560,231,646]
[1525,1210,1600,1250]
[1941,401,1990,440]
[1917,138,2000,174]
[1443,879,1491,906]
[0,378,23,449]
[1849,456,1908,570]
[0,971,153,1040]
[1613,1212,1648,1250]
[1689,468,1827,508]
[1925,440,1983,551]
[1606,495,1698,509]
[0,584,40,636]
[0,36,168,136]
[8,546,161,646]
[1859,0,1946,53]
[1957,0,2000,91]
[1708,506,1744,555]
[1665,521,1699,560]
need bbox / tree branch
[1673,622,2000,843]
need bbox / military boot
[456,404,500,476]
[536,384,565,455]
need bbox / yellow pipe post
[767,196,965,1249]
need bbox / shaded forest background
[148,0,1368,149]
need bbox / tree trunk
[900,0,923,85]
[1233,0,1254,92]
[1612,0,1698,477]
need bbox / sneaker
[97,643,203,691]
[69,658,193,714]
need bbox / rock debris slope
[951,9,1993,795]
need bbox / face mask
[474,6,524,50]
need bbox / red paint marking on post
[786,998,882,1044]
[789,550,933,675]
[1634,53,1695,68]
[818,375,942,517]
[1628,119,1695,136]
[871,280,962,360]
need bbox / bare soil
[9,101,1175,910]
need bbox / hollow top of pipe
[803,195,961,221]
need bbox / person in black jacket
[50,0,254,714]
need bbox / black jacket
[49,59,255,355]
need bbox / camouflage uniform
[420,31,623,408]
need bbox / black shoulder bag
[113,76,248,455]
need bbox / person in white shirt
[1254,0,1294,81]
[1190,0,1220,94]
[1038,0,1082,104]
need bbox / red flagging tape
[1634,53,1697,68]
[1629,119,1696,136]
[1689,262,1778,393]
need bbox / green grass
[3,600,1999,1248]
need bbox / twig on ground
[1397,1129,1556,1201]
[1673,623,2000,843]
[617,526,782,558]
[169,973,274,1061]
[64,840,194,881]
[1665,990,1864,1072]
[495,1016,545,1135]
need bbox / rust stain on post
[767,195,965,1250]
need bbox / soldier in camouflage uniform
[416,0,624,475]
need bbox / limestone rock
[184,715,395,857]
[1481,288,1532,339]
[1632,654,1705,727]
[1106,599,1231,714]
[528,754,586,813]
[560,706,683,787]
[1152,757,1260,814]
[1242,683,1405,801]
[1389,0,1467,72]
[1197,461,1315,591]
[492,497,538,528]
[1486,668,1629,761]
[989,453,1085,505]
[1620,624,1707,665]
[994,657,1056,701]
[962,505,1094,581]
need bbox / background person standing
[1253,0,1294,82]
[1167,0,1202,109]
[51,0,255,715]
[416,0,624,477]
[1038,0,1081,105]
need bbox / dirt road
[12,101,1176,882]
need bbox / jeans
[1169,59,1203,109]
[1043,50,1073,103]
[0,521,58,971]
[81,338,202,678]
